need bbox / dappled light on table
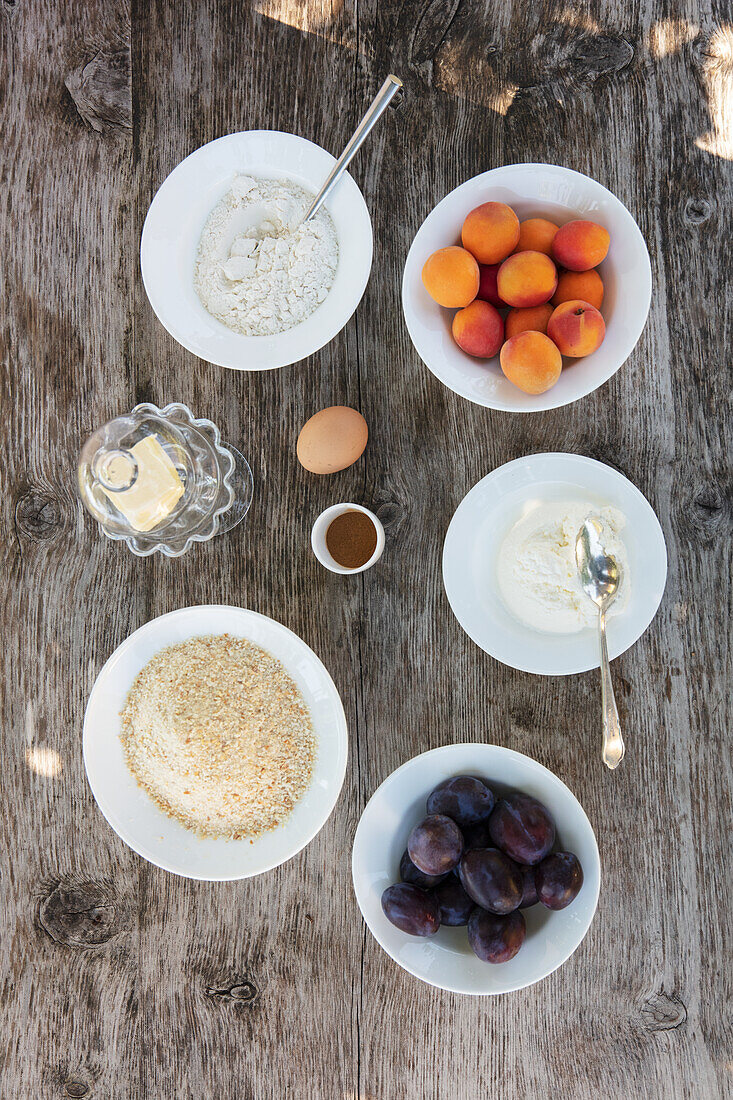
[647,18,699,58]
[695,26,733,160]
[26,746,63,778]
[253,0,354,49]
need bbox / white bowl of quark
[83,605,348,880]
[402,163,652,411]
[352,743,601,995]
[442,453,668,676]
[140,130,373,370]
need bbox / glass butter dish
[78,402,253,557]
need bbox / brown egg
[297,406,368,474]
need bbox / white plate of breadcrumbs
[83,606,348,880]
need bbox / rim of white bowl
[402,162,652,412]
[140,130,373,371]
[352,743,601,995]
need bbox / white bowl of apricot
[402,164,652,412]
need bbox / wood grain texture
[1,0,731,1097]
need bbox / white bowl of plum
[352,744,600,995]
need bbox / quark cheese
[497,500,629,634]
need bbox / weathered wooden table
[2,2,731,1097]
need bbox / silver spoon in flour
[302,74,403,223]
[575,516,625,770]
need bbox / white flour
[194,175,338,337]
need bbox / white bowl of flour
[141,131,373,370]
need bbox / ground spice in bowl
[326,510,378,569]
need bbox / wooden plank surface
[1,0,731,1097]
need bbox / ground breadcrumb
[120,634,316,840]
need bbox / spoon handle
[302,75,403,223]
[599,608,624,769]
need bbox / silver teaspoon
[575,516,625,770]
[302,74,403,224]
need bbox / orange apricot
[461,202,520,265]
[552,220,610,271]
[497,251,558,308]
[500,331,563,394]
[547,300,606,357]
[505,303,554,339]
[552,269,604,310]
[452,300,504,358]
[514,218,559,256]
[422,246,479,307]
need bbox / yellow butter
[100,435,184,532]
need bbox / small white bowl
[402,163,652,412]
[442,453,667,675]
[352,743,601,995]
[140,131,373,371]
[83,605,348,880]
[311,503,385,574]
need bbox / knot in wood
[375,498,406,534]
[695,25,733,73]
[64,1083,89,1099]
[639,991,687,1031]
[14,488,65,541]
[514,28,634,91]
[694,487,723,514]
[685,483,732,542]
[38,882,119,948]
[563,32,635,81]
[683,197,712,225]
[65,44,132,133]
[228,982,258,1002]
[205,978,259,1005]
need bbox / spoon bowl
[576,516,622,609]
